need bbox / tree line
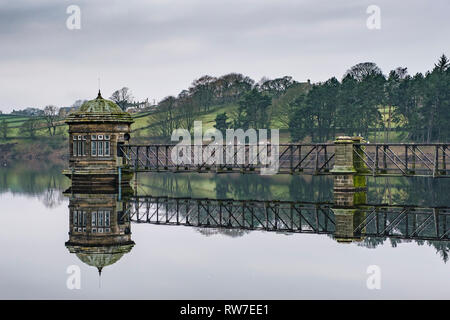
[146,54,449,143]
[147,73,299,139]
[289,55,450,143]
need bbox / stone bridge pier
[331,136,368,242]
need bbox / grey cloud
[0,0,448,111]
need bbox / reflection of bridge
[123,196,450,242]
[120,142,449,178]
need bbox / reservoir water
[0,161,449,299]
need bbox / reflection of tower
[64,188,134,275]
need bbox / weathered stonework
[331,136,368,173]
[331,136,368,192]
[331,136,356,174]
[333,210,366,243]
[64,189,134,274]
[62,91,134,187]
[330,136,368,243]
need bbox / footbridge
[119,139,449,178]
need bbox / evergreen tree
[234,89,271,130]
[423,54,450,141]
[288,93,314,142]
[214,112,230,135]
[357,72,385,138]
[336,74,359,135]
[385,68,408,142]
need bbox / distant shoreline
[0,140,67,165]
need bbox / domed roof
[79,91,124,113]
[66,242,135,273]
[76,250,128,269]
[65,91,134,124]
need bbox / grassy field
[130,103,238,133]
[0,102,406,144]
[0,114,67,140]
[0,115,37,126]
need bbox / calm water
[1,162,450,299]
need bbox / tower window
[72,135,87,157]
[82,211,87,227]
[90,134,112,157]
[105,211,110,226]
[98,141,104,156]
[72,141,77,156]
[91,141,97,156]
[98,211,104,226]
[91,211,97,226]
[104,141,110,156]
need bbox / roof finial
[98,267,103,288]
[97,77,102,99]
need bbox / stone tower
[63,91,134,187]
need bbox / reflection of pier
[124,196,450,242]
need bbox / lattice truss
[120,143,449,177]
[123,196,450,241]
[353,144,449,177]
[120,144,335,174]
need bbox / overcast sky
[0,0,448,112]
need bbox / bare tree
[110,87,133,111]
[344,62,383,81]
[177,94,198,132]
[394,67,408,79]
[190,75,217,112]
[44,105,59,136]
[22,118,38,138]
[72,99,86,109]
[147,96,179,139]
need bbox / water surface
[1,162,449,299]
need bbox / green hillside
[0,96,406,145]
